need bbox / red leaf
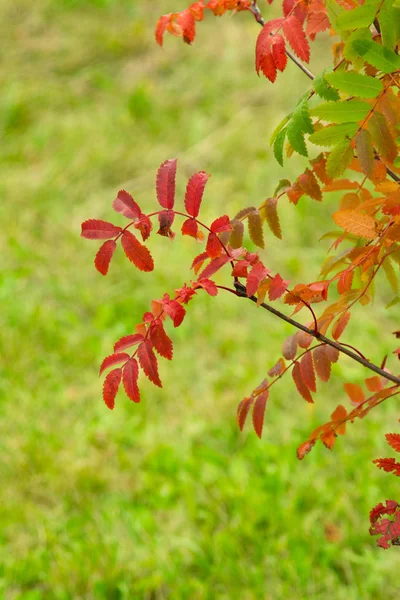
[121,230,154,272]
[206,232,223,258]
[113,190,141,220]
[246,262,269,297]
[344,382,365,404]
[282,15,310,62]
[103,368,122,409]
[155,14,170,46]
[150,320,173,360]
[161,296,186,327]
[237,397,254,431]
[156,158,177,209]
[185,171,210,217]
[271,34,287,71]
[157,210,175,239]
[81,219,122,240]
[177,9,196,44]
[255,19,284,82]
[123,358,140,403]
[95,240,117,276]
[100,353,129,376]
[199,254,231,279]
[386,433,400,453]
[252,390,269,438]
[268,273,289,301]
[138,339,162,387]
[176,282,197,304]
[134,214,152,241]
[313,345,331,382]
[300,351,316,393]
[114,334,144,353]
[292,362,314,403]
[197,278,218,296]
[373,457,400,475]
[210,215,231,234]
[268,357,286,377]
[182,218,204,240]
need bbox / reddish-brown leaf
[123,358,140,403]
[103,368,122,409]
[246,262,269,297]
[298,169,322,201]
[300,351,316,392]
[184,171,210,217]
[325,346,340,363]
[81,219,122,240]
[100,353,129,376]
[95,240,117,276]
[156,158,177,209]
[260,197,282,239]
[356,129,374,179]
[157,210,175,238]
[332,311,351,341]
[113,190,141,220]
[268,357,286,377]
[114,334,144,353]
[321,428,336,450]
[248,211,265,249]
[386,433,400,453]
[121,230,154,272]
[229,218,245,248]
[292,361,314,403]
[138,339,162,387]
[134,214,152,241]
[306,11,330,37]
[344,382,365,404]
[282,334,297,360]
[313,345,331,382]
[237,397,254,431]
[282,15,310,62]
[252,390,269,438]
[150,321,173,360]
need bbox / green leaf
[343,28,373,62]
[352,39,400,73]
[269,114,290,146]
[273,179,291,196]
[378,0,398,49]
[383,257,399,295]
[326,139,354,178]
[325,70,383,99]
[337,0,382,30]
[325,0,344,30]
[313,72,340,101]
[273,127,287,166]
[309,122,358,146]
[311,100,371,123]
[286,99,313,157]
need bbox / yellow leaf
[383,256,399,295]
[332,210,377,240]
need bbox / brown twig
[227,281,400,385]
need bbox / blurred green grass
[1,1,400,598]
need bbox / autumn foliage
[82,0,400,548]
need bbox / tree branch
[230,281,400,386]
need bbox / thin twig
[228,281,400,386]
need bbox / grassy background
[1,1,400,598]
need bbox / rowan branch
[229,281,400,386]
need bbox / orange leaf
[344,382,365,404]
[386,433,400,453]
[300,351,316,393]
[282,15,310,62]
[330,404,347,435]
[313,346,332,382]
[332,311,351,341]
[260,197,282,239]
[332,210,377,240]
